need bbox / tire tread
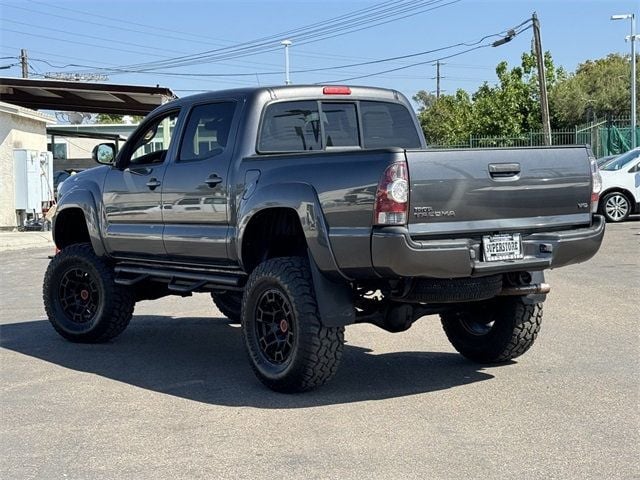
[242,257,344,392]
[43,243,134,343]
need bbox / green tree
[418,90,473,145]
[412,90,437,112]
[417,51,561,145]
[550,53,640,126]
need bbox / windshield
[600,148,640,171]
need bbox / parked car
[44,85,604,393]
[598,147,640,222]
[53,169,82,199]
[597,154,618,167]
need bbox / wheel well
[241,208,307,274]
[600,187,636,205]
[54,208,91,250]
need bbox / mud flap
[308,253,355,327]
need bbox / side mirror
[92,143,116,165]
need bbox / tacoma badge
[414,206,456,218]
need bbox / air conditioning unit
[13,149,41,212]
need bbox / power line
[319,44,490,84]
[25,17,528,88]
[67,0,459,74]
[318,20,531,84]
[2,18,191,56]
[1,1,231,48]
[33,29,506,79]
[2,28,179,59]
[2,0,423,72]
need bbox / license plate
[482,233,523,262]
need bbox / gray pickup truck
[44,85,605,392]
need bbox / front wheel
[440,297,542,363]
[43,243,135,343]
[241,257,344,393]
[600,192,631,223]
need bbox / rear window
[323,103,359,147]
[360,101,421,149]
[258,101,322,152]
[258,100,421,153]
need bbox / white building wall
[0,106,52,227]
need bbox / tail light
[589,157,602,213]
[374,162,409,225]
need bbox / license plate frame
[482,233,523,262]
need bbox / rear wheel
[211,291,242,323]
[440,297,542,363]
[600,192,631,222]
[241,256,344,393]
[43,243,135,343]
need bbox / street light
[611,13,638,148]
[281,40,292,85]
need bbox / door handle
[488,163,521,178]
[146,178,161,190]
[205,174,223,188]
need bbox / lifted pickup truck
[44,85,605,392]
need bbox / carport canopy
[0,77,176,115]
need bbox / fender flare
[53,189,107,257]
[236,182,355,327]
[235,182,347,281]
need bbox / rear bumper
[371,215,605,278]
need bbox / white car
[598,147,640,222]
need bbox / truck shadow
[1,315,501,409]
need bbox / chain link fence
[428,118,639,157]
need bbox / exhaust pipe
[498,283,550,296]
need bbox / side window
[258,101,322,152]
[322,103,359,147]
[360,101,421,149]
[128,111,179,165]
[179,102,236,162]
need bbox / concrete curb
[0,231,54,252]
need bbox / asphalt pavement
[1,220,638,479]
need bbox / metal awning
[46,127,127,142]
[0,77,175,115]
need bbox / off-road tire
[241,256,344,393]
[43,243,135,343]
[600,191,631,223]
[405,275,503,303]
[211,291,242,323]
[440,297,542,363]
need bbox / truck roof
[172,84,405,105]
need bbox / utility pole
[532,13,552,146]
[20,49,28,78]
[436,60,441,99]
[611,13,638,149]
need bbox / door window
[179,102,236,162]
[126,111,179,166]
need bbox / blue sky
[1,0,638,107]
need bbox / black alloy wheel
[43,243,135,343]
[254,289,296,365]
[58,267,101,324]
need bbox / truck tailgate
[406,146,593,237]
